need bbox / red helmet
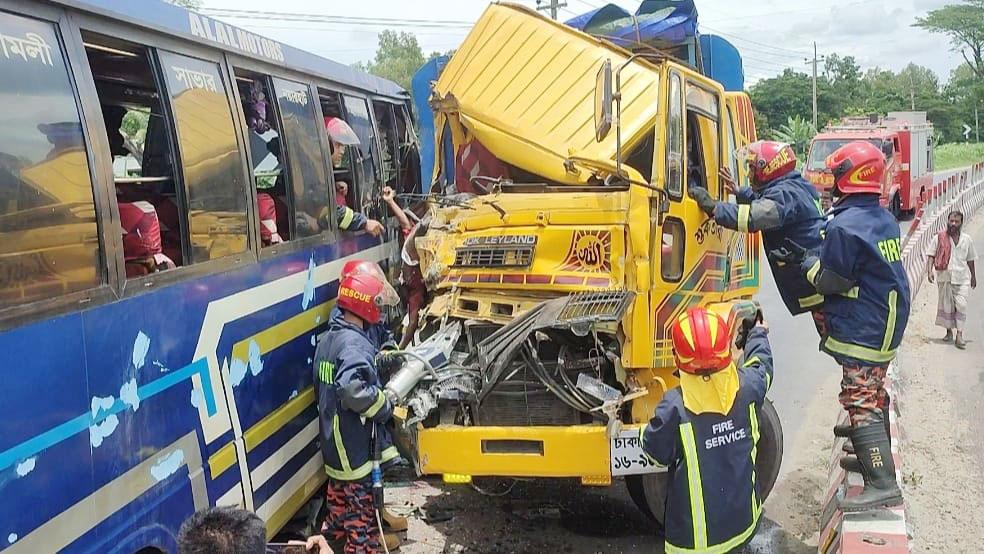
[739,141,796,188]
[825,141,885,195]
[671,307,733,375]
[337,261,398,324]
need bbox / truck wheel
[625,398,784,525]
[891,194,901,219]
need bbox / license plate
[610,429,664,476]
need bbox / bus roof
[54,0,407,99]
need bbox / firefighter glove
[689,186,718,216]
[768,238,808,265]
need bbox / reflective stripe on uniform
[363,390,387,419]
[665,514,762,554]
[748,404,761,515]
[882,290,898,351]
[823,336,897,363]
[324,440,401,481]
[339,207,356,229]
[798,294,823,308]
[332,415,352,474]
[743,355,769,390]
[839,286,860,299]
[679,423,707,550]
[805,259,821,285]
[737,205,751,233]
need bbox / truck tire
[890,193,901,219]
[625,398,784,526]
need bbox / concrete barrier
[817,162,984,554]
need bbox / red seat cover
[455,139,509,194]
[257,192,284,245]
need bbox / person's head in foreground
[177,506,265,554]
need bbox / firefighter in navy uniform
[793,141,910,512]
[313,261,402,553]
[690,141,826,333]
[641,307,774,554]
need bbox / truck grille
[557,290,634,325]
[452,246,534,268]
[479,381,581,426]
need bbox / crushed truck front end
[392,2,781,520]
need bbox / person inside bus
[177,506,332,554]
[335,180,349,208]
[322,117,384,237]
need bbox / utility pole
[536,0,567,19]
[976,105,980,143]
[908,72,916,110]
[804,42,825,131]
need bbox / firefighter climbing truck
[385,2,782,523]
[804,111,934,218]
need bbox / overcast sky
[204,0,963,84]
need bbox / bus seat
[118,201,175,275]
[149,195,183,266]
[257,192,284,245]
[455,139,508,195]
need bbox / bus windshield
[807,138,891,171]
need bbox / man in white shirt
[928,211,978,349]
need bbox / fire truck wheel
[625,398,783,526]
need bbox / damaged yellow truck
[393,3,781,522]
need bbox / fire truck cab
[804,111,934,218]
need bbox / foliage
[914,0,984,79]
[355,31,427,90]
[771,116,816,161]
[935,142,984,171]
[120,110,149,158]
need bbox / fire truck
[804,112,934,218]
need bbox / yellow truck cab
[397,3,782,521]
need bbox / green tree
[748,69,813,138]
[771,116,816,161]
[357,31,427,90]
[914,1,984,79]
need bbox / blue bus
[0,1,420,551]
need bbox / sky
[202,0,964,85]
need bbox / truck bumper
[417,424,642,484]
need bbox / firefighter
[314,261,403,553]
[791,141,910,511]
[689,141,826,333]
[641,307,773,554]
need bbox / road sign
[964,124,973,140]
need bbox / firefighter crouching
[782,141,910,511]
[314,261,403,552]
[641,307,774,553]
[690,141,826,334]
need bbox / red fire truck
[804,111,934,218]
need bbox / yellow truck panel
[434,3,660,185]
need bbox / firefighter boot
[382,506,409,532]
[839,424,902,512]
[837,405,890,447]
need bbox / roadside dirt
[898,215,984,553]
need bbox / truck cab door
[649,72,729,370]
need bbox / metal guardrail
[901,162,984,297]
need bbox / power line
[699,25,810,55]
[198,8,475,29]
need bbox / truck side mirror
[594,59,613,142]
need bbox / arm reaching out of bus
[383,186,413,235]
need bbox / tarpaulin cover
[700,34,745,91]
[564,0,697,49]
[412,56,449,193]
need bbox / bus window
[320,90,355,210]
[272,78,331,239]
[159,50,248,263]
[0,12,102,306]
[342,95,383,219]
[235,70,290,245]
[395,105,422,195]
[83,33,183,274]
[372,101,399,189]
